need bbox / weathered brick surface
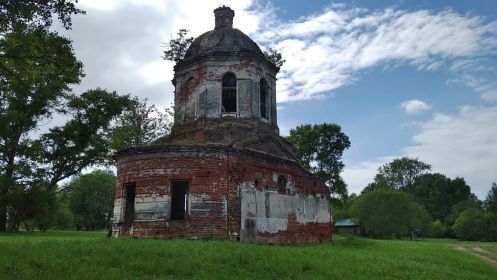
[112,7,332,244]
[113,145,332,243]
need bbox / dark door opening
[170,181,189,220]
[124,183,136,229]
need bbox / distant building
[111,6,332,244]
[334,219,361,235]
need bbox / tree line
[0,1,172,232]
[334,157,497,241]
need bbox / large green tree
[110,98,173,150]
[0,26,83,231]
[288,123,350,196]
[485,182,497,214]
[350,189,432,238]
[374,157,431,190]
[0,0,84,32]
[2,87,132,232]
[453,208,497,241]
[406,173,472,225]
[0,0,85,232]
[66,170,116,230]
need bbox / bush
[350,189,432,238]
[428,220,446,237]
[453,208,497,241]
[453,208,485,240]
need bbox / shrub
[428,220,446,237]
[453,208,486,240]
[350,189,431,238]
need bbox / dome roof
[183,27,265,60]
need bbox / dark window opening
[260,78,268,119]
[222,72,237,113]
[170,181,189,220]
[124,183,136,229]
[277,175,286,194]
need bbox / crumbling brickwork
[112,6,333,244]
[113,145,331,243]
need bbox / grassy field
[0,231,496,279]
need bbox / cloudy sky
[61,0,497,198]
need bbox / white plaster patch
[112,198,124,223]
[240,187,331,236]
[134,195,170,221]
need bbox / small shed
[334,219,361,235]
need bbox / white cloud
[60,0,261,108]
[344,106,497,199]
[403,105,497,198]
[342,157,393,195]
[66,2,497,105]
[401,100,431,114]
[253,6,497,102]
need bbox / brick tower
[112,6,332,244]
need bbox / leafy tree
[361,174,391,194]
[485,182,497,214]
[332,193,358,220]
[446,194,483,229]
[406,173,472,225]
[0,0,84,32]
[263,48,286,68]
[0,27,133,231]
[163,29,194,63]
[288,123,351,196]
[427,220,446,238]
[111,98,173,150]
[375,157,431,190]
[0,26,83,231]
[66,170,116,230]
[350,189,432,238]
[453,208,487,241]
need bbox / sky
[60,0,497,199]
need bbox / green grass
[0,231,496,279]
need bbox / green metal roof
[334,218,359,226]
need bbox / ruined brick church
[112,7,332,244]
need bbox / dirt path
[455,245,497,268]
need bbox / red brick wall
[114,145,332,243]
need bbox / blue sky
[64,0,497,198]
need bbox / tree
[110,98,173,150]
[453,208,487,241]
[406,173,472,225]
[288,123,351,196]
[0,26,83,231]
[66,170,116,230]
[361,174,391,194]
[375,157,431,190]
[1,88,132,231]
[0,27,133,231]
[350,189,432,238]
[163,29,194,63]
[485,182,497,214]
[446,194,483,230]
[332,193,358,220]
[263,48,286,68]
[0,0,84,32]
[0,0,85,231]
[427,220,446,238]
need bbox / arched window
[260,78,269,119]
[222,72,237,113]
